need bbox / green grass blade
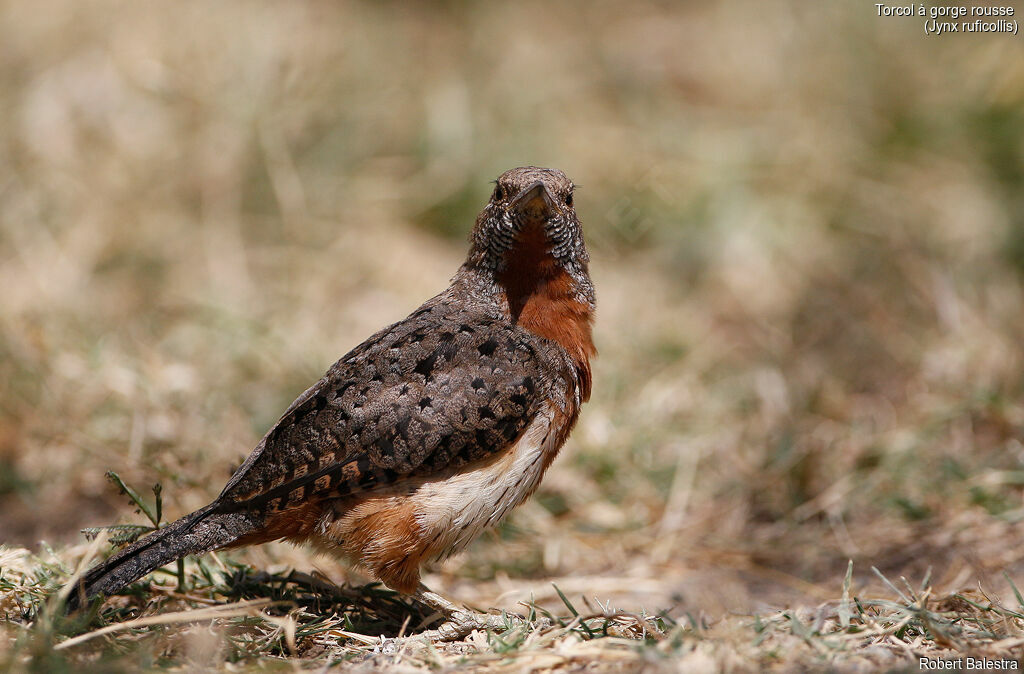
[552,583,578,617]
[1003,571,1024,612]
[106,471,158,527]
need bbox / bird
[66,166,596,635]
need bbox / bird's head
[464,167,593,308]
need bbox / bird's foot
[374,586,537,651]
[430,607,519,641]
[414,586,522,641]
[376,610,524,652]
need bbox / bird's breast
[497,226,596,402]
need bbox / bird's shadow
[209,564,451,637]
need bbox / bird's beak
[509,181,561,220]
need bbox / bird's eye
[565,192,573,207]
[492,185,504,201]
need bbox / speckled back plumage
[217,286,578,515]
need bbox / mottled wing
[216,294,558,515]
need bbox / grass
[2,0,1024,670]
[3,543,1024,670]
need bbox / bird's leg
[412,586,464,617]
[410,585,516,641]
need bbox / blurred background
[2,0,1024,616]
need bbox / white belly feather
[412,405,557,560]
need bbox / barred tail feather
[66,504,258,611]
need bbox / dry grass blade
[53,597,278,651]
[53,532,108,606]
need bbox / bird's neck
[456,225,596,401]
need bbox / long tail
[66,504,259,611]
